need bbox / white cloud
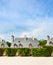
[20,22,45,38]
[0,0,53,41]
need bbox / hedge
[0,48,5,56]
[0,46,53,56]
[32,48,51,57]
[0,48,30,56]
[17,48,30,56]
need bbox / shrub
[0,47,53,57]
[32,48,51,57]
[6,48,18,56]
[17,48,30,56]
[0,48,5,56]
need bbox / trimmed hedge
[0,46,53,56]
[17,48,30,56]
[0,48,30,56]
[32,48,51,57]
[0,48,5,56]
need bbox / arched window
[1,43,5,48]
[29,43,33,48]
[19,43,23,48]
[49,41,53,46]
[38,43,41,48]
[14,44,18,48]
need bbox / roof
[0,40,8,48]
[11,38,39,48]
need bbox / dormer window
[49,41,53,46]
[38,43,42,48]
[18,41,23,48]
[29,43,33,48]
[19,43,23,48]
[14,44,18,48]
[1,43,5,48]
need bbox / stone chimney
[32,35,35,40]
[11,35,14,43]
[47,35,50,40]
[24,35,27,41]
[0,37,2,43]
[46,35,50,45]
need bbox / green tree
[39,40,47,46]
[6,41,11,48]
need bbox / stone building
[46,35,53,46]
[0,38,8,48]
[11,35,39,48]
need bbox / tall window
[19,43,23,48]
[18,41,23,48]
[29,43,33,48]
[38,43,42,48]
[1,43,5,48]
[14,44,18,48]
[49,41,53,46]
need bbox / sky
[0,0,53,41]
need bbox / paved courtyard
[0,57,53,65]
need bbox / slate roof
[11,38,39,48]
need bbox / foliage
[39,40,47,46]
[18,48,30,56]
[6,41,11,47]
[32,48,51,57]
[0,48,5,56]
[0,47,53,57]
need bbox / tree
[39,40,47,46]
[6,41,11,48]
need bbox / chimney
[24,35,27,41]
[0,37,2,43]
[11,35,14,43]
[32,35,35,40]
[47,35,50,40]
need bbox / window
[49,41,53,46]
[19,43,23,48]
[1,43,5,48]
[38,43,42,48]
[29,43,33,48]
[14,44,18,48]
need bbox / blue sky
[0,0,53,41]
